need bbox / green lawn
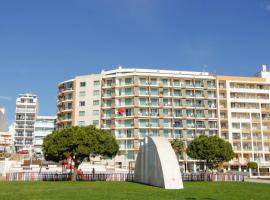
[0,181,269,200]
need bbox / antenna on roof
[262,64,267,72]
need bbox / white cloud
[0,96,12,101]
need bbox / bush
[247,162,258,169]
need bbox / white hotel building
[14,94,38,152]
[57,65,270,171]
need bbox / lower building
[0,108,7,132]
[34,116,56,158]
[0,131,12,154]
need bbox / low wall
[5,172,133,182]
[5,172,247,182]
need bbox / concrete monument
[134,136,184,189]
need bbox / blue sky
[0,0,270,123]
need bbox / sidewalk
[245,178,270,184]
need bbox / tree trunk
[72,165,78,181]
[204,161,209,181]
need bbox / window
[106,80,112,86]
[79,91,86,97]
[79,101,85,107]
[125,98,133,106]
[94,80,100,86]
[79,111,85,116]
[67,103,72,109]
[93,120,99,126]
[93,100,99,105]
[173,80,180,87]
[163,129,169,138]
[150,78,157,85]
[67,93,72,100]
[140,78,147,84]
[78,121,85,126]
[125,88,132,95]
[162,79,168,86]
[93,110,99,116]
[93,90,100,96]
[80,82,86,87]
[125,78,133,85]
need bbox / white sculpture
[134,136,184,189]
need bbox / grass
[0,181,269,200]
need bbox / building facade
[57,66,270,171]
[0,108,7,132]
[14,94,38,152]
[34,116,56,157]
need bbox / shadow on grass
[185,198,216,200]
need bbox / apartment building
[57,66,270,171]
[0,108,7,132]
[0,131,12,153]
[34,116,56,158]
[57,74,102,128]
[217,65,270,170]
[14,94,38,152]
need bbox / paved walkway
[245,178,270,184]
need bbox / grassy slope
[0,181,269,200]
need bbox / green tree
[171,139,184,160]
[42,125,118,180]
[187,135,234,172]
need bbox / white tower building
[14,93,38,152]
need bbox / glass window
[125,88,132,95]
[140,129,147,138]
[162,79,168,86]
[174,130,182,139]
[140,78,147,84]
[151,88,158,96]
[139,88,147,95]
[106,80,112,86]
[125,98,133,106]
[79,91,86,97]
[93,100,99,105]
[94,80,100,86]
[94,90,100,96]
[150,98,158,106]
[93,120,99,126]
[80,82,86,87]
[79,111,85,116]
[174,89,181,97]
[163,129,169,138]
[150,78,157,85]
[127,151,134,160]
[79,101,85,106]
[173,80,180,86]
[174,99,181,107]
[125,78,133,85]
[78,121,85,126]
[187,130,194,138]
[93,110,99,115]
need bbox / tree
[187,135,234,172]
[42,125,118,180]
[171,139,184,160]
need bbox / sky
[0,0,270,124]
